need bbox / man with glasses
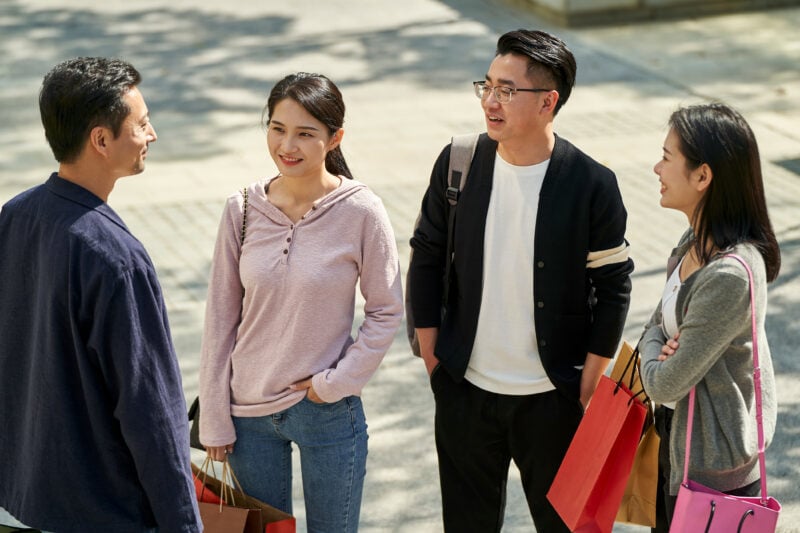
[408,29,633,531]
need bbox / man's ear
[541,90,560,115]
[88,126,109,156]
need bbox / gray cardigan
[639,230,777,495]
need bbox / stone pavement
[1,0,799,531]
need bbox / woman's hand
[290,377,325,403]
[206,444,234,462]
[658,332,680,361]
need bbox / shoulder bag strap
[445,133,479,207]
[682,253,770,503]
[239,186,249,251]
[443,133,479,305]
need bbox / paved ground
[1,0,799,531]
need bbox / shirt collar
[45,173,129,232]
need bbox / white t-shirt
[659,257,684,410]
[465,152,555,395]
[661,258,684,340]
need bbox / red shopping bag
[194,472,222,504]
[547,373,648,532]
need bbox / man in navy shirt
[0,57,202,532]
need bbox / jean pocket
[301,395,327,406]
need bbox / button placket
[281,223,296,263]
[282,204,320,263]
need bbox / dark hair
[496,29,576,115]
[263,73,353,179]
[669,103,780,281]
[39,57,141,163]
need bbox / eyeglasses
[473,81,552,103]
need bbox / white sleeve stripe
[586,242,630,269]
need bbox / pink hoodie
[199,177,403,446]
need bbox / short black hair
[496,29,576,115]
[39,57,141,163]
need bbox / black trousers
[431,368,583,532]
[652,405,674,533]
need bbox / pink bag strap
[682,253,770,504]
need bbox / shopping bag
[615,422,659,527]
[198,501,256,533]
[609,341,638,390]
[547,352,648,532]
[670,479,780,532]
[194,460,223,505]
[192,459,296,533]
[610,340,659,527]
[194,457,261,533]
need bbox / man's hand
[422,352,439,376]
[579,352,611,410]
[416,327,440,377]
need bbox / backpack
[405,133,479,356]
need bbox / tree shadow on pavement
[1,2,489,179]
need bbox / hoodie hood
[245,176,368,226]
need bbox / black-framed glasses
[473,81,551,103]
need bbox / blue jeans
[228,396,368,533]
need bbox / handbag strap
[616,341,648,402]
[198,455,237,510]
[682,253,770,504]
[239,186,249,248]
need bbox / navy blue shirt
[0,175,201,532]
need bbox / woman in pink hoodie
[199,73,403,533]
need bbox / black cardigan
[408,133,634,400]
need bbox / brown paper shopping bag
[610,340,658,527]
[192,458,296,533]
[615,422,659,527]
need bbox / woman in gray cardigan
[639,103,781,532]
